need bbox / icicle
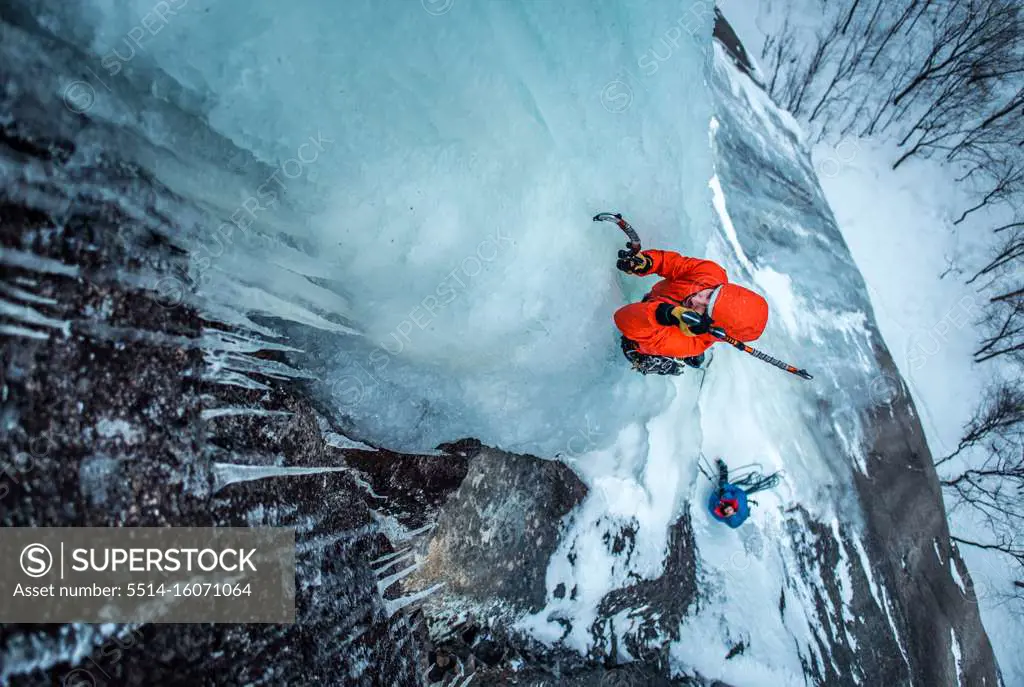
[201,408,294,420]
[0,298,71,336]
[0,248,80,276]
[383,582,445,618]
[372,550,415,575]
[0,323,49,340]
[211,462,348,493]
[369,548,411,566]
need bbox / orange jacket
[613,250,728,358]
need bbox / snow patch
[951,628,963,686]
[95,418,143,445]
[949,558,967,597]
[753,267,801,337]
[709,174,755,275]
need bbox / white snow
[948,555,969,599]
[849,537,882,611]
[95,418,143,444]
[518,383,702,653]
[814,140,989,458]
[951,628,963,687]
[712,4,1022,681]
[709,174,755,274]
[518,41,874,680]
[752,267,801,338]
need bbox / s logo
[20,543,53,577]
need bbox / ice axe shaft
[680,312,813,380]
[719,331,813,380]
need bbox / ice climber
[614,249,769,376]
[708,458,750,529]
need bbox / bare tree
[889,1,1021,109]
[937,383,1024,467]
[762,0,1024,219]
[946,86,1024,162]
[968,229,1024,287]
[974,295,1024,363]
[938,383,1024,588]
[966,218,1024,363]
[953,156,1024,224]
[951,534,1024,568]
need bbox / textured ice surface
[40,0,718,454]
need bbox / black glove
[678,309,713,335]
[655,303,681,326]
[616,250,653,275]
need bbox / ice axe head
[677,309,730,341]
[679,310,703,327]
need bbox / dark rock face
[782,507,911,685]
[344,445,470,532]
[855,346,1000,687]
[713,9,759,83]
[0,290,450,685]
[404,448,707,685]
[594,513,697,662]
[411,448,588,613]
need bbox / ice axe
[593,212,642,255]
[680,311,813,380]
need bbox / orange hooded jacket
[613,250,768,358]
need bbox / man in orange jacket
[614,250,769,375]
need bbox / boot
[683,352,706,369]
[715,458,729,489]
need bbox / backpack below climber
[614,249,769,376]
[708,458,750,528]
[704,456,783,529]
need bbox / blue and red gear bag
[707,484,749,528]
